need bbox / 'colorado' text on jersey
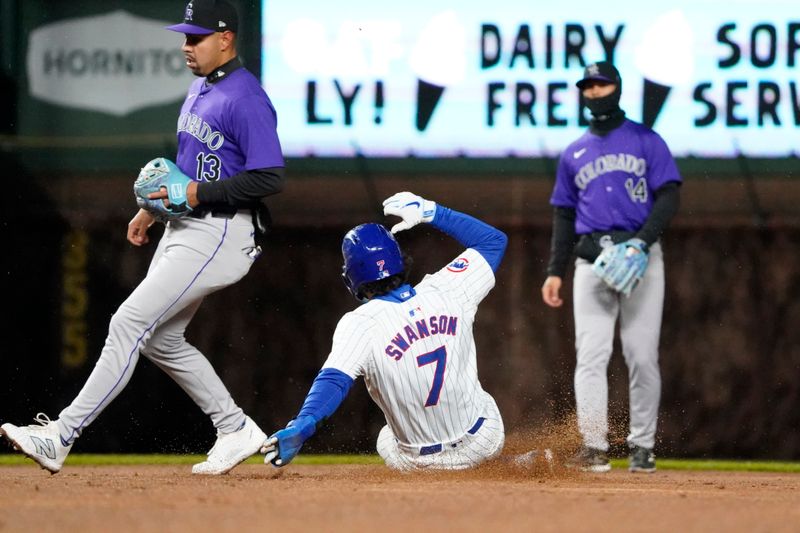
[550,119,682,234]
[175,67,283,183]
[322,248,495,448]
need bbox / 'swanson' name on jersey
[384,315,458,361]
[177,112,225,150]
[575,154,647,190]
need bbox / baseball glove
[133,157,193,221]
[591,238,649,297]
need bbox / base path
[0,464,798,532]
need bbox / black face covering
[585,83,625,134]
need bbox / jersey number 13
[195,152,221,181]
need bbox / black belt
[575,230,636,262]
[419,417,486,456]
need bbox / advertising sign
[262,1,799,157]
[27,10,194,116]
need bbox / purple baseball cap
[576,61,621,89]
[166,0,238,35]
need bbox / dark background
[1,0,799,459]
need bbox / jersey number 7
[416,346,447,407]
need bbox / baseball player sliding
[262,192,507,470]
[1,0,283,475]
[542,61,681,473]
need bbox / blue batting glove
[262,416,316,467]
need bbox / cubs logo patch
[447,257,469,273]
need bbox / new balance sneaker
[565,446,611,473]
[629,445,656,473]
[0,413,73,474]
[192,416,267,475]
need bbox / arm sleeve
[635,182,681,247]
[196,166,285,207]
[546,207,578,277]
[430,206,508,272]
[294,368,354,425]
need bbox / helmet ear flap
[341,266,366,302]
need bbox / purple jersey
[550,119,681,234]
[175,67,283,183]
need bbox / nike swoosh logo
[573,148,587,159]
[404,201,421,208]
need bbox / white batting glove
[382,191,437,234]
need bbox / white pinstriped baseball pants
[376,391,505,471]
[573,242,664,451]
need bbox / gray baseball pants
[573,242,664,451]
[56,212,257,445]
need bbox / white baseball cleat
[0,413,73,474]
[192,416,267,475]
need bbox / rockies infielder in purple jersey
[1,0,284,475]
[261,192,507,471]
[542,62,681,473]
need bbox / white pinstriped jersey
[322,248,496,448]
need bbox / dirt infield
[1,463,798,533]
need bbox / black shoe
[566,446,611,473]
[628,446,656,473]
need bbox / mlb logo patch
[447,257,470,273]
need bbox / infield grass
[609,458,800,472]
[0,453,798,472]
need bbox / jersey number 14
[625,177,648,203]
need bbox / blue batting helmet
[341,223,404,300]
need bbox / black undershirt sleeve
[196,166,285,207]
[635,182,681,247]
[546,206,578,278]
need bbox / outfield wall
[2,0,799,458]
[2,165,799,459]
